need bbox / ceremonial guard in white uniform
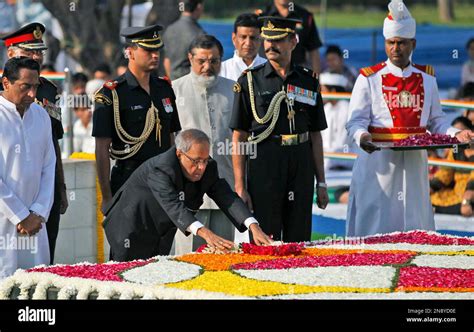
[346,0,474,237]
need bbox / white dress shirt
[220,51,267,82]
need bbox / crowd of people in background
[1,0,474,277]
[3,0,472,216]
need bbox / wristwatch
[461,199,472,206]
[317,182,328,189]
[30,210,46,223]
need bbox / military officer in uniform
[256,1,323,73]
[93,24,181,213]
[230,17,329,243]
[1,23,68,264]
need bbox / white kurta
[172,73,249,250]
[219,51,267,82]
[0,95,56,278]
[345,60,459,237]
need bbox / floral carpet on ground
[2,230,474,299]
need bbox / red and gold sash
[369,126,427,142]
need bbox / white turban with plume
[383,0,416,39]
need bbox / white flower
[0,277,17,299]
[412,255,474,269]
[121,259,201,285]
[32,280,54,300]
[57,286,77,300]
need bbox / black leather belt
[268,132,310,146]
[115,159,142,171]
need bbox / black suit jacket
[103,147,252,259]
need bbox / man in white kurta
[219,13,267,82]
[172,35,242,253]
[0,59,56,278]
[345,0,474,237]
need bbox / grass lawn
[316,4,474,28]
[210,4,474,28]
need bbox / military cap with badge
[121,24,164,50]
[1,22,47,51]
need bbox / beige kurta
[172,73,246,252]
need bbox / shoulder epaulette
[159,75,172,86]
[250,63,266,71]
[359,62,387,77]
[94,89,112,106]
[103,80,119,90]
[239,63,265,78]
[240,69,250,78]
[299,66,318,79]
[39,76,58,90]
[413,63,435,76]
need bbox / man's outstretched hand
[249,223,272,245]
[197,227,234,251]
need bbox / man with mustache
[171,35,240,254]
[345,0,474,237]
[230,17,329,243]
[220,13,267,82]
[93,24,181,218]
[257,0,323,73]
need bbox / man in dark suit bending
[103,128,272,261]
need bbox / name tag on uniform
[131,105,144,110]
[287,84,317,106]
[162,98,174,113]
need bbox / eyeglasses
[192,56,221,66]
[181,151,211,167]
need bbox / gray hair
[175,129,210,153]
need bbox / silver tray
[373,141,472,151]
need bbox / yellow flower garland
[424,250,474,256]
[166,271,390,297]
